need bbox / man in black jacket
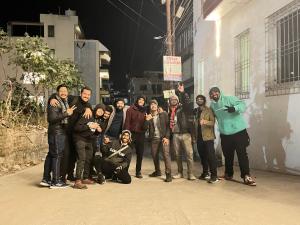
[169,83,196,180]
[40,84,76,188]
[94,130,133,184]
[144,99,172,182]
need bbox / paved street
[0,156,300,225]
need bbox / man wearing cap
[209,86,256,186]
[124,96,147,178]
[169,83,196,180]
[144,99,172,182]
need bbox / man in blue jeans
[40,84,76,188]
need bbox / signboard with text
[163,56,182,81]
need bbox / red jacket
[124,104,146,133]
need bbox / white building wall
[40,14,78,60]
[194,0,300,175]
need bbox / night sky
[0,0,166,90]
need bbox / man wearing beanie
[209,86,256,186]
[144,99,172,182]
[169,83,196,180]
[124,95,147,178]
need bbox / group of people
[40,82,256,189]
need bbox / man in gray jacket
[144,99,172,182]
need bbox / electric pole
[165,0,172,56]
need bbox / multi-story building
[128,71,169,108]
[1,10,110,105]
[174,0,194,100]
[194,0,300,175]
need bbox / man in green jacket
[209,87,256,186]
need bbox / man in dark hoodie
[124,95,146,178]
[93,130,133,184]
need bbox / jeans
[220,129,250,178]
[172,133,194,175]
[75,139,93,180]
[43,132,66,182]
[150,138,172,174]
[197,139,218,178]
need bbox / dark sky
[0,0,166,90]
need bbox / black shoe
[208,177,219,184]
[149,171,162,177]
[199,173,210,180]
[50,181,69,189]
[96,173,106,185]
[67,175,76,182]
[136,172,143,179]
[164,173,172,182]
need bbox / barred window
[235,29,250,99]
[265,0,300,96]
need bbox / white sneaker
[172,173,183,179]
[188,174,196,180]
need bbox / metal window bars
[235,29,250,99]
[265,0,300,96]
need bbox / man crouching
[94,130,132,184]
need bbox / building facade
[193,0,300,175]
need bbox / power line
[117,0,164,32]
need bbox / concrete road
[0,157,300,225]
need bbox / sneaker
[208,177,219,184]
[136,172,143,179]
[188,174,197,180]
[199,173,210,180]
[243,175,256,186]
[50,181,69,189]
[82,178,95,185]
[149,171,162,177]
[96,173,106,185]
[172,173,183,179]
[39,179,51,187]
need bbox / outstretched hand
[224,106,235,113]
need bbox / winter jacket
[124,104,146,133]
[143,111,170,139]
[73,115,99,141]
[105,105,129,136]
[169,91,194,134]
[102,140,132,169]
[210,89,247,135]
[47,104,69,135]
[193,106,215,141]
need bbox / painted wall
[193,0,300,174]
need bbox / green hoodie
[210,89,247,135]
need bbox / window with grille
[235,29,250,99]
[48,25,55,37]
[265,0,300,96]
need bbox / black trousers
[131,132,145,174]
[65,132,77,179]
[220,129,250,178]
[75,139,93,180]
[197,139,218,178]
[93,157,131,184]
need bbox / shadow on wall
[247,75,293,174]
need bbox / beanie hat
[149,99,158,106]
[169,94,179,103]
[121,130,132,142]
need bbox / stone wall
[0,127,47,175]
